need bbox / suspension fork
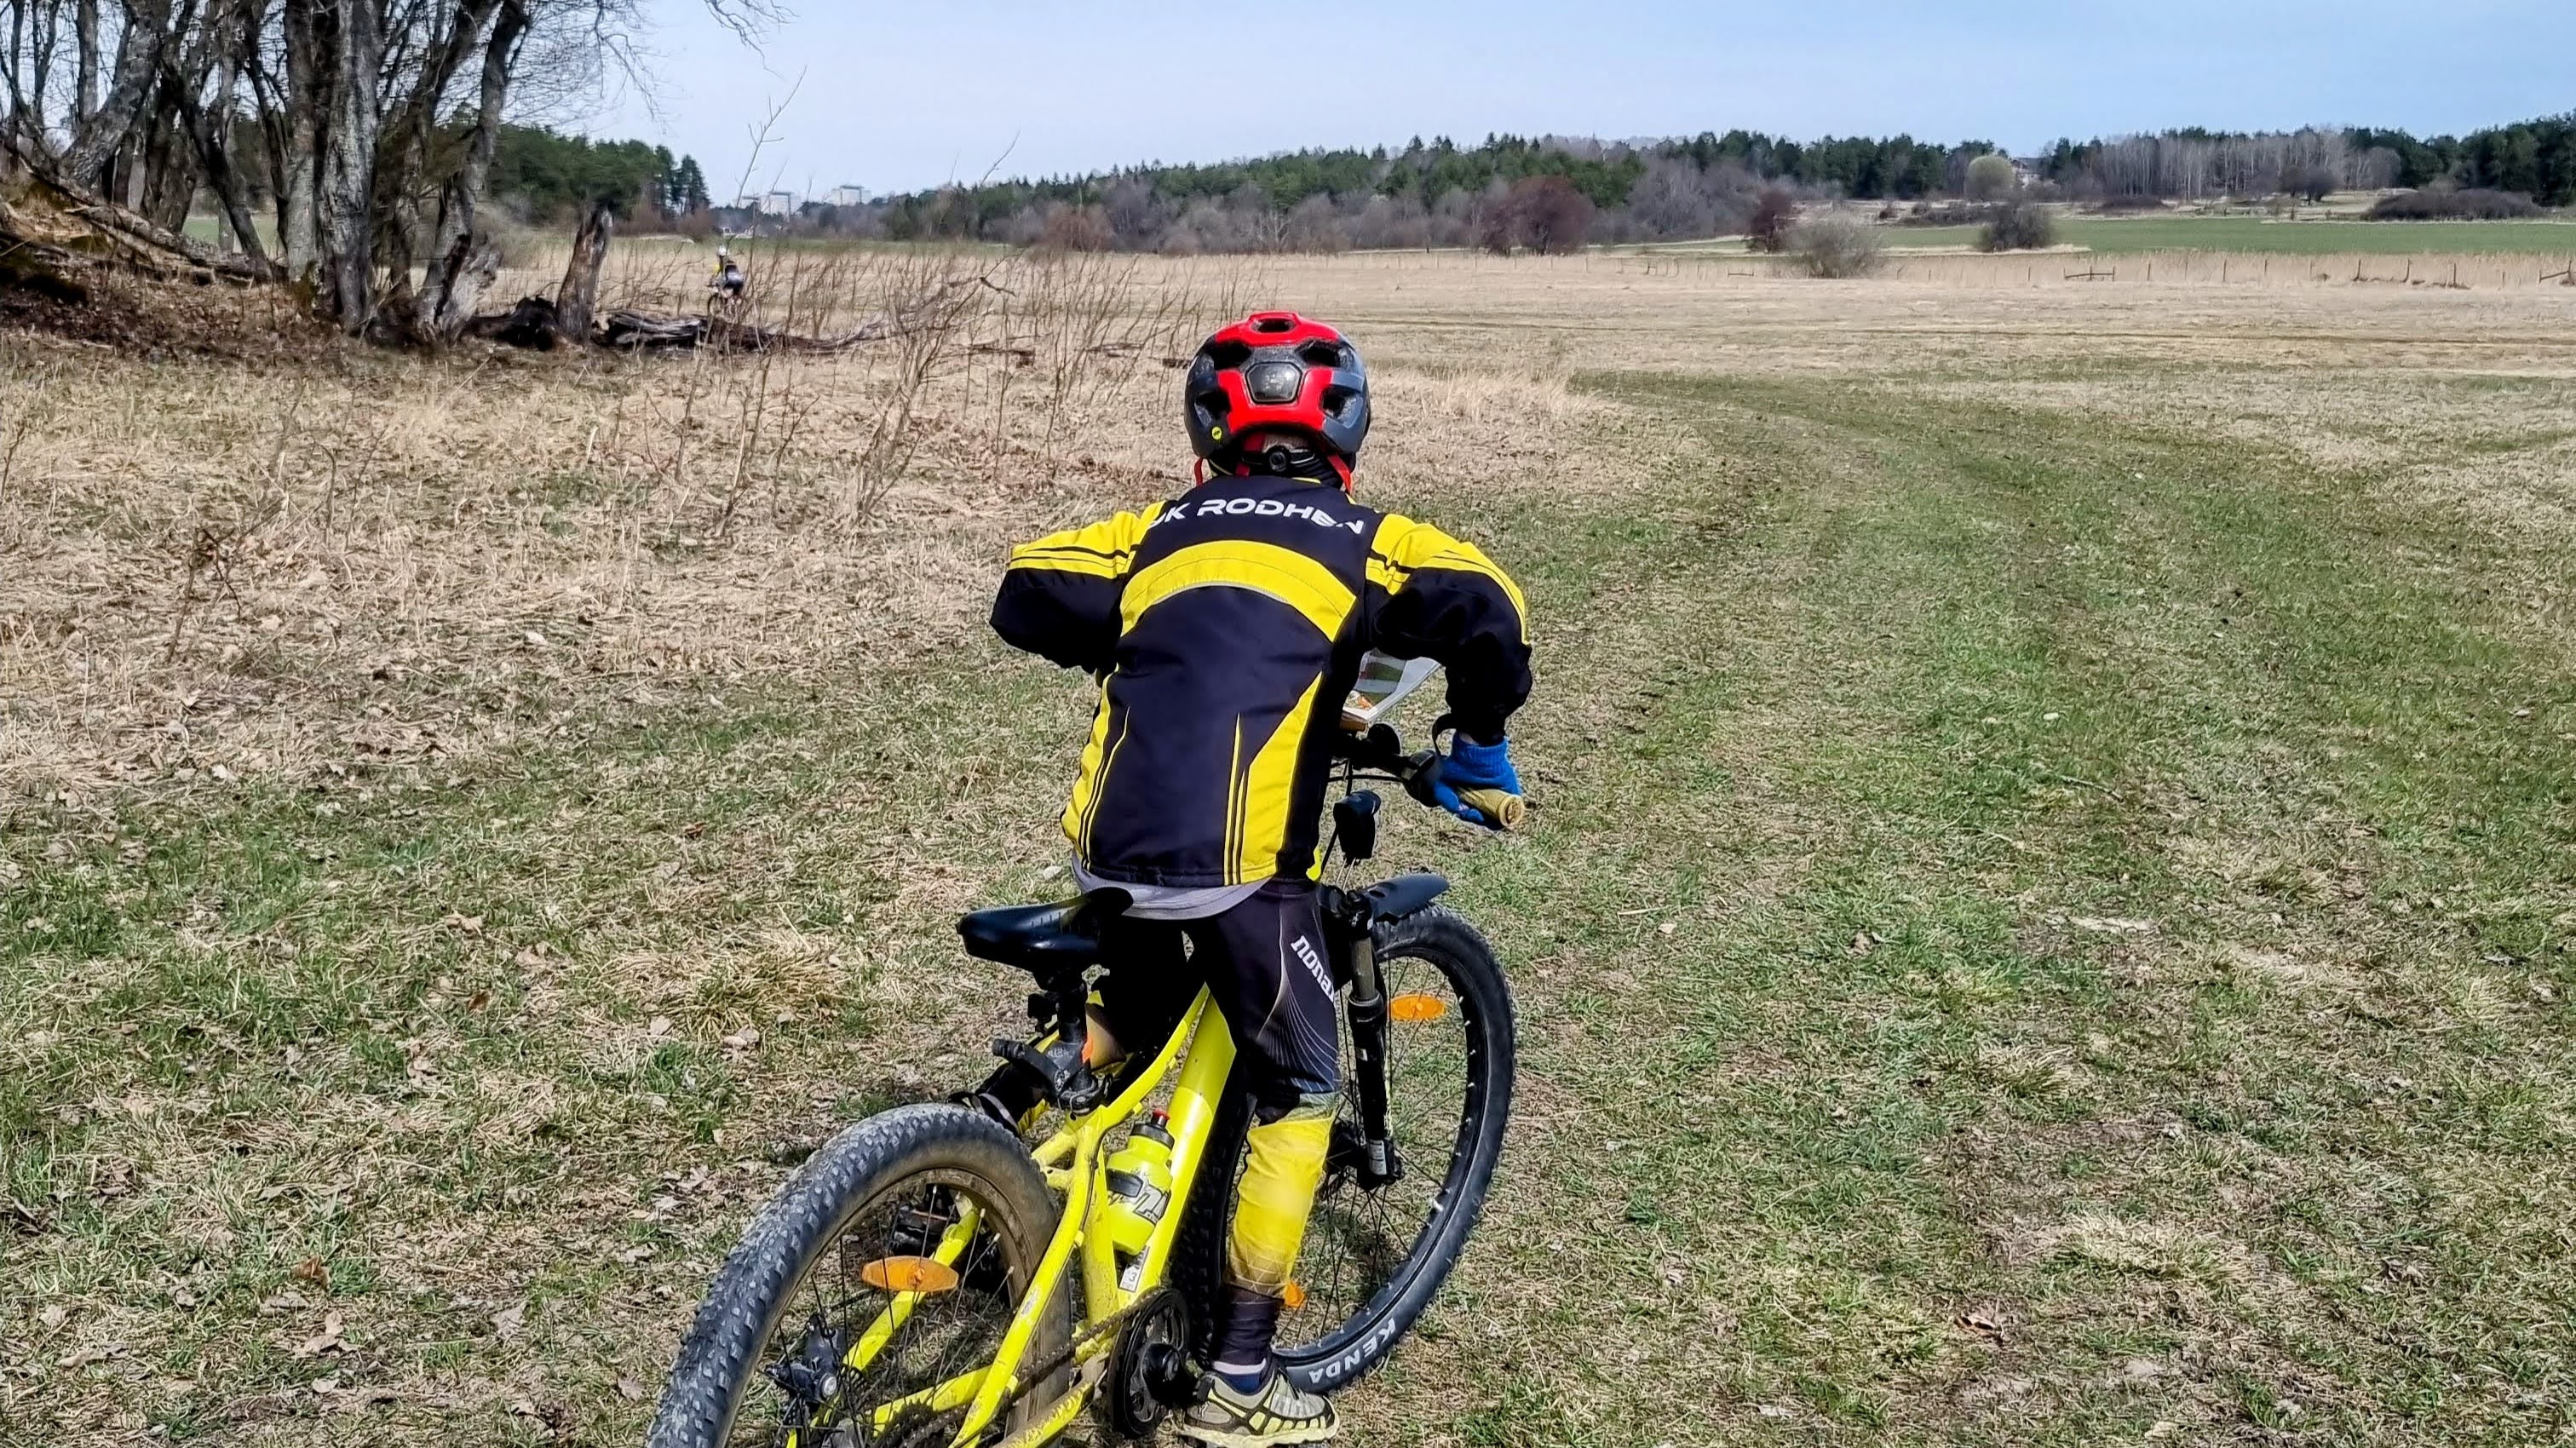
[1335,904,1402,1188]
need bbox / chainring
[1105,1290,1193,1439]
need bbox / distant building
[736,190,798,216]
[823,185,869,208]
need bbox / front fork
[1331,899,1403,1190]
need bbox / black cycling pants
[1092,879,1342,1123]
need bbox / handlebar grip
[1455,788,1525,830]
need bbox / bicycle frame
[841,986,1236,1448]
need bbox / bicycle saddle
[956,888,1131,976]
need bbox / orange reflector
[1388,992,1448,1023]
[1281,1280,1308,1311]
[861,1256,960,1295]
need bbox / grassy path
[1423,368,2576,1445]
[6,362,2573,1444]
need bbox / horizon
[586,0,2573,198]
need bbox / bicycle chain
[873,1285,1179,1448]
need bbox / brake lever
[1401,750,1446,808]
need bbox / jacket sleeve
[1366,514,1532,744]
[991,504,1159,673]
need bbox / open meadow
[1771,215,2576,259]
[4,245,2575,1445]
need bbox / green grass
[1887,215,2576,256]
[7,349,2575,1443]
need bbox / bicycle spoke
[727,1174,1025,1447]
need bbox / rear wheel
[647,1105,1068,1448]
[1173,905,1515,1393]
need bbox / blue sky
[587,1,2573,198]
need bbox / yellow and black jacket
[993,470,1531,889]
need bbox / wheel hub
[764,1312,851,1431]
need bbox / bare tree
[1745,187,1797,253]
[2,0,780,339]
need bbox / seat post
[991,963,1104,1113]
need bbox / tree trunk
[555,198,613,343]
[204,0,245,256]
[429,231,500,338]
[277,0,329,293]
[62,0,172,192]
[318,0,382,331]
[4,4,25,151]
[74,0,99,128]
[417,0,523,328]
[27,5,60,137]
[163,51,273,273]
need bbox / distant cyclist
[984,312,1532,1444]
[709,244,746,306]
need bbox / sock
[1213,1360,1268,1394]
[1211,1285,1283,1393]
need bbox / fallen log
[0,196,94,303]
[0,130,279,287]
[463,295,567,350]
[468,272,1019,354]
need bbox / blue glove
[1430,734,1521,830]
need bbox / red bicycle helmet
[1183,312,1371,485]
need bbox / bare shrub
[1786,212,1885,277]
[1102,178,1172,250]
[2366,188,2544,220]
[1038,204,1114,254]
[1348,194,1435,250]
[1628,158,1762,241]
[1965,152,2016,200]
[1977,201,2057,252]
[1746,187,1797,253]
[1433,187,1483,248]
[1283,194,1351,254]
[1520,176,1596,256]
[1478,175,1596,256]
[2280,164,2338,203]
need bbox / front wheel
[647,1104,1068,1448]
[1174,905,1516,1393]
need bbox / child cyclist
[982,313,1532,1444]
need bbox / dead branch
[474,273,1016,356]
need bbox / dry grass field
[5,245,2574,1446]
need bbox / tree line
[489,127,710,223]
[827,113,2571,255]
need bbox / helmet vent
[1297,341,1343,367]
[1205,340,1253,370]
[1250,314,1295,334]
[1245,362,1303,405]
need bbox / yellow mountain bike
[648,721,1516,1447]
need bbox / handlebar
[1332,722,1525,830]
[1333,722,1441,801]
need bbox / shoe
[1176,1370,1337,1446]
